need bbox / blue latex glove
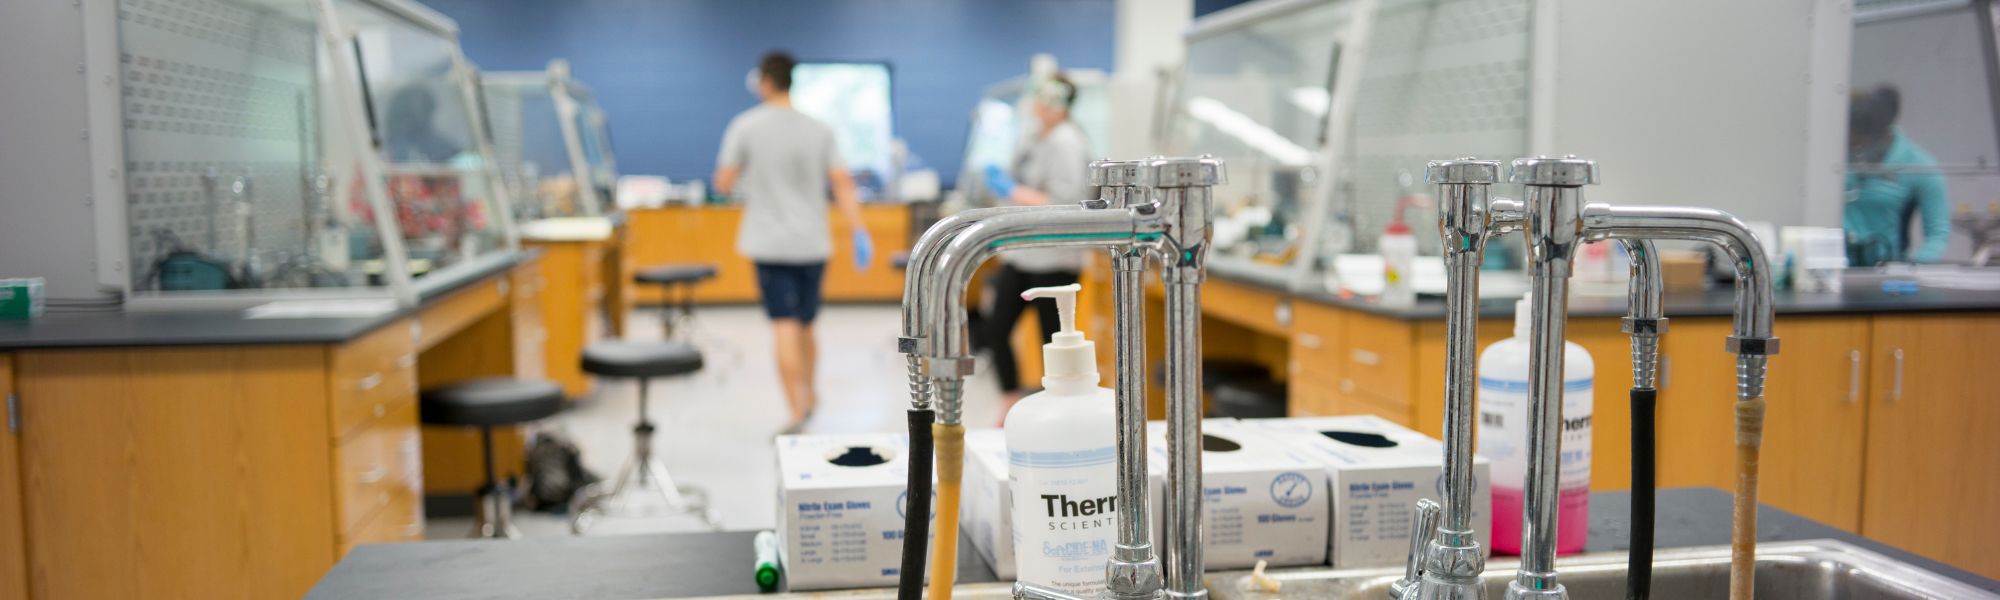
[984,164,1015,200]
[851,229,874,272]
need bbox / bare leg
[799,322,819,420]
[772,318,810,424]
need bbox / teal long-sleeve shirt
[1845,128,1950,264]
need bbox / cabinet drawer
[335,401,422,535]
[331,358,415,439]
[339,486,423,557]
[1200,279,1290,336]
[1331,393,1414,428]
[1289,376,1339,417]
[1290,303,1346,382]
[1343,313,1414,406]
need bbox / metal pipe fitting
[1091,159,1165,600]
[1408,157,1503,600]
[899,205,1057,410]
[923,207,1165,424]
[1141,155,1225,600]
[1617,239,1666,389]
[1506,155,1598,600]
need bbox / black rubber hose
[1628,387,1658,600]
[896,409,935,600]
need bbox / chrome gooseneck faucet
[1395,156,1777,600]
[898,156,1224,600]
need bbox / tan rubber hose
[929,423,966,600]
[1731,397,1765,600]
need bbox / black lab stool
[568,339,720,533]
[632,263,717,340]
[419,378,565,538]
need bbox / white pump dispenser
[1022,284,1097,389]
[1006,283,1117,596]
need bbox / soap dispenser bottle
[1004,283,1117,596]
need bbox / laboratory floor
[426,303,1007,539]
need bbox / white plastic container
[1477,293,1593,555]
[1005,284,1117,596]
[1379,223,1417,305]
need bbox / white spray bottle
[1005,283,1117,596]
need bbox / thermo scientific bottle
[1005,284,1117,596]
[1477,292,1593,555]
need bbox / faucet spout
[899,206,1054,410]
[922,206,1163,424]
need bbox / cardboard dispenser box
[1145,419,1330,569]
[1248,415,1492,568]
[961,429,1019,579]
[775,432,932,591]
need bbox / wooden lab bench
[1075,255,2000,580]
[0,251,562,599]
[623,203,912,304]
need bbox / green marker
[753,530,781,592]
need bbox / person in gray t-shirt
[714,51,871,434]
[980,73,1092,418]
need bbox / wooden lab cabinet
[1860,314,2000,579]
[1653,317,1871,532]
[524,239,611,398]
[625,204,911,306]
[1,355,23,600]
[0,259,546,598]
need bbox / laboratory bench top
[303,488,1998,599]
[1203,257,2000,322]
[0,250,535,350]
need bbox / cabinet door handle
[1298,333,1322,349]
[359,464,388,485]
[1890,348,1905,402]
[1351,349,1381,366]
[358,373,383,391]
[396,354,416,369]
[1846,350,1861,404]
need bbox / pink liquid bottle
[1476,293,1592,555]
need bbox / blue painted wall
[421,0,1117,186]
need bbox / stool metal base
[474,480,523,539]
[569,381,721,533]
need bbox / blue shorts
[754,262,826,322]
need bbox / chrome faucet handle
[1140,155,1228,188]
[1390,499,1443,599]
[1509,155,1599,187]
[1091,159,1146,188]
[1426,157,1501,185]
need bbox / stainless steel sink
[1209,540,1994,599]
[708,540,1994,599]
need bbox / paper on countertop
[244,299,397,319]
[519,216,614,241]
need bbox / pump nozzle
[1022,283,1096,385]
[1022,284,1082,336]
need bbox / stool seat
[420,378,565,427]
[634,263,718,286]
[582,340,704,378]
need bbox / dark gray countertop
[0,251,530,350]
[1205,261,2000,321]
[303,488,1997,599]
